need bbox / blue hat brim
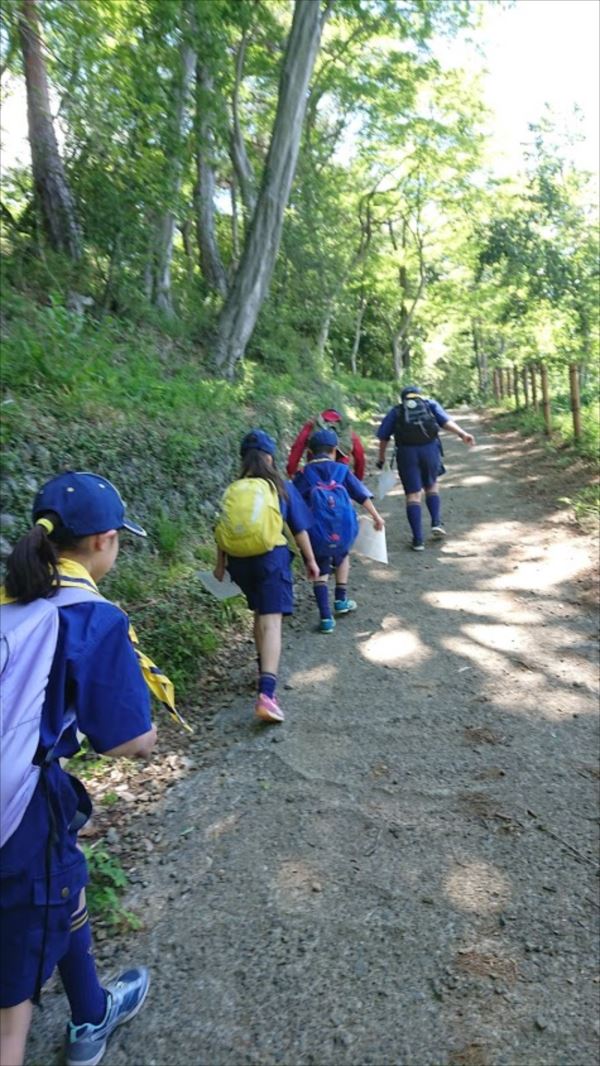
[122,519,147,537]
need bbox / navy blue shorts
[227,545,294,615]
[396,440,442,494]
[0,771,90,1007]
[314,549,349,577]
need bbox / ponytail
[4,512,81,603]
[240,449,289,501]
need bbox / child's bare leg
[255,613,282,675]
[0,1000,33,1066]
[334,554,357,613]
[334,555,350,587]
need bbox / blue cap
[401,385,422,399]
[309,428,339,450]
[32,471,147,537]
[240,429,276,457]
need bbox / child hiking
[286,407,366,480]
[0,471,164,1066]
[293,429,385,634]
[214,429,320,723]
[376,385,475,551]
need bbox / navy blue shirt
[293,459,372,505]
[377,398,450,442]
[279,480,313,534]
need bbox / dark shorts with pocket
[0,771,90,1007]
[227,545,294,615]
[395,439,441,494]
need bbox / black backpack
[394,393,439,446]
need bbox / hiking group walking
[0,390,474,1066]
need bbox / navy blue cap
[309,428,339,450]
[240,429,276,457]
[401,385,422,399]
[32,471,147,537]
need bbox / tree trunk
[492,369,500,402]
[350,294,366,374]
[19,0,81,260]
[316,307,333,358]
[229,29,256,221]
[540,363,551,435]
[213,0,329,377]
[498,368,504,399]
[195,62,228,297]
[392,335,402,383]
[230,181,240,268]
[569,363,582,440]
[153,18,196,314]
[530,365,538,409]
[521,368,529,407]
[512,366,520,409]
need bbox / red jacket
[286,411,366,480]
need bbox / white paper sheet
[197,571,243,600]
[352,516,388,564]
[377,465,396,500]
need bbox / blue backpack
[304,463,359,556]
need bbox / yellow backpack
[215,478,287,557]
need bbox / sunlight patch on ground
[360,627,430,667]
[460,474,495,486]
[422,590,539,624]
[288,663,339,687]
[462,622,530,655]
[441,633,537,684]
[486,540,593,592]
[444,860,511,913]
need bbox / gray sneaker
[431,525,446,538]
[66,967,150,1066]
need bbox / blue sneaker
[334,598,357,615]
[66,967,150,1066]
[318,618,336,634]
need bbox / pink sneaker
[255,693,285,723]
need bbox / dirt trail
[29,412,599,1066]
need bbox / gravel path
[28,412,599,1066]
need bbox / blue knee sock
[259,672,277,699]
[335,585,347,603]
[58,906,107,1027]
[406,502,423,542]
[314,583,331,620]
[426,493,441,526]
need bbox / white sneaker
[431,525,446,538]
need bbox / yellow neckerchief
[1,559,191,734]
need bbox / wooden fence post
[513,366,520,408]
[498,368,505,399]
[522,368,529,407]
[540,363,551,436]
[530,365,538,410]
[505,368,512,397]
[569,363,582,441]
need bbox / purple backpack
[0,587,100,847]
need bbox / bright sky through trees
[1,0,598,179]
[456,0,599,176]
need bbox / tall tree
[18,0,81,259]
[151,0,196,314]
[213,0,331,378]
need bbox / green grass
[82,842,142,930]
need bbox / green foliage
[82,842,141,930]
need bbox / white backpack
[0,587,99,847]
